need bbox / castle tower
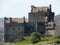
[29,5,55,35]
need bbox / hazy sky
[0,0,60,18]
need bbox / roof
[31,6,50,13]
[5,18,24,23]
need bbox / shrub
[55,40,60,44]
[31,32,41,43]
[14,37,25,43]
[56,36,60,39]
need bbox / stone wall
[46,30,55,36]
[4,23,24,42]
[29,12,45,22]
[55,25,60,36]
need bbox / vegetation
[0,33,3,41]
[14,37,25,43]
[3,32,60,45]
[31,32,41,43]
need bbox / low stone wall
[41,43,60,45]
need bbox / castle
[4,5,56,42]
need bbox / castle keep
[4,5,55,42]
[29,5,55,35]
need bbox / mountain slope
[0,18,4,33]
[54,14,60,26]
[54,14,60,36]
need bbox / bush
[14,37,25,43]
[55,40,60,44]
[56,36,60,39]
[31,32,41,43]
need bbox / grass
[3,39,60,45]
[3,43,30,45]
[3,36,60,45]
[2,41,58,45]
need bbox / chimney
[4,17,8,23]
[10,17,12,23]
[31,5,34,12]
[23,16,26,23]
[49,4,52,12]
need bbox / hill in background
[54,14,60,26]
[0,18,4,33]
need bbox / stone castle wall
[4,23,24,42]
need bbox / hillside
[0,18,4,33]
[54,14,60,26]
[0,18,4,41]
[54,14,60,36]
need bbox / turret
[10,17,12,23]
[31,5,35,12]
[49,4,52,12]
[4,17,8,23]
[23,16,25,23]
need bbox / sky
[0,0,60,18]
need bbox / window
[13,28,15,30]
[18,28,20,30]
[49,24,51,26]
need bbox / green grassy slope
[3,36,60,45]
